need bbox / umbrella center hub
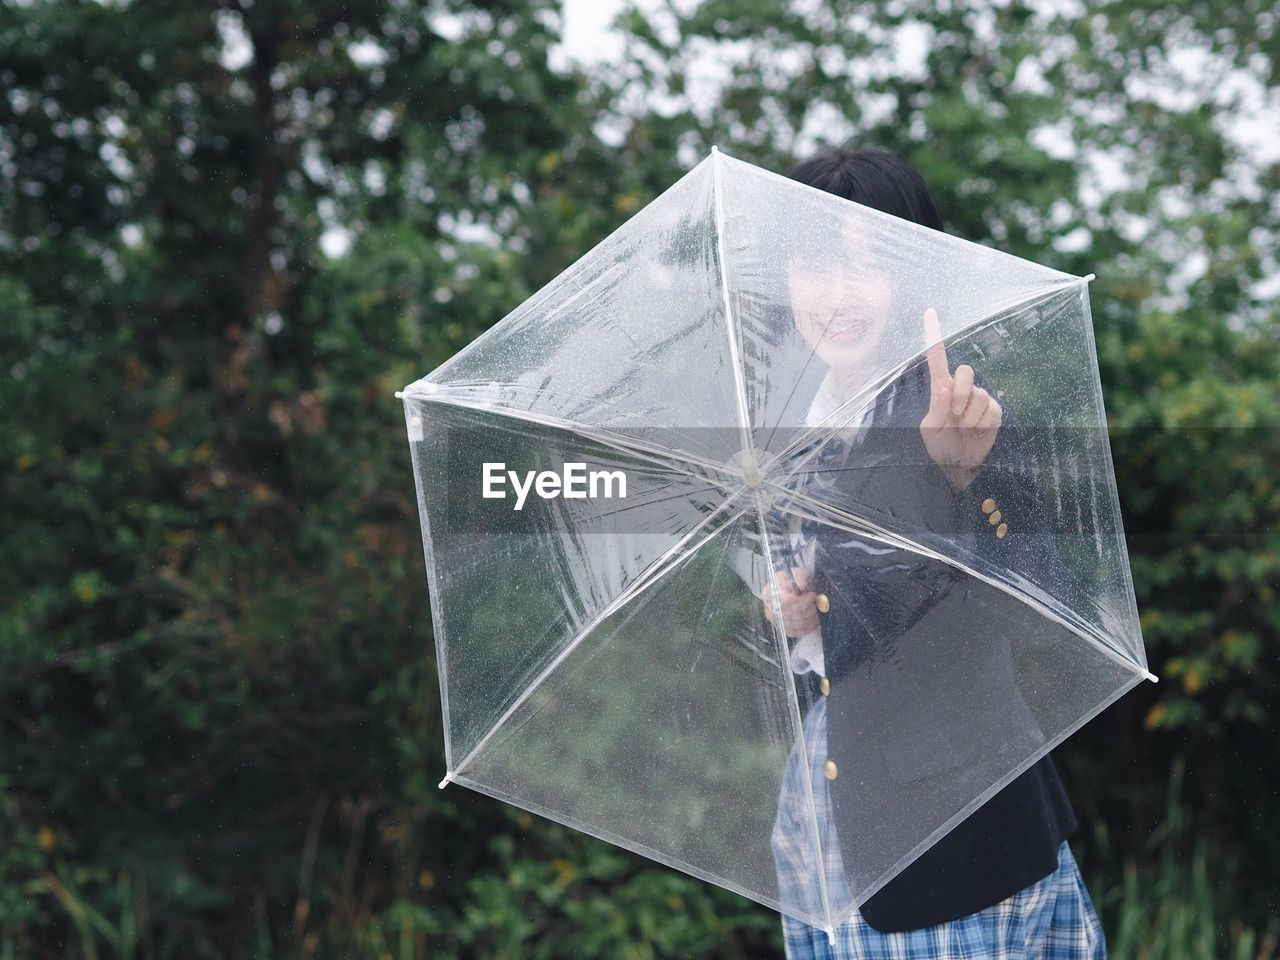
[739,452,763,489]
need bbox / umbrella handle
[782,563,801,593]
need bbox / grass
[1088,758,1278,960]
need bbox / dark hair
[787,144,945,232]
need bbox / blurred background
[2,0,1277,957]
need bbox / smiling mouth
[821,314,873,343]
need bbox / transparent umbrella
[397,148,1156,935]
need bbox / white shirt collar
[806,369,890,434]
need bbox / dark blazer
[789,359,1078,933]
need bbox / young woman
[764,144,1107,959]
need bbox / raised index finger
[922,307,950,394]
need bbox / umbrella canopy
[398,148,1155,934]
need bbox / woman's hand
[762,566,821,637]
[918,308,1003,491]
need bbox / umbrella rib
[761,304,845,457]
[711,147,756,463]
[751,491,837,935]
[765,486,1156,685]
[401,390,744,491]
[438,477,731,586]
[576,481,731,519]
[765,364,903,482]
[445,492,751,784]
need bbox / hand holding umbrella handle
[919,307,1004,491]
[762,565,822,638]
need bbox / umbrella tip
[394,390,405,399]
[1082,273,1097,283]
[1142,670,1159,684]
[824,926,836,944]
[438,773,453,789]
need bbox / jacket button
[980,498,997,514]
[819,676,831,696]
[995,522,1009,539]
[824,759,839,781]
[815,593,831,613]
[987,510,1002,525]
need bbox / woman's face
[786,254,894,373]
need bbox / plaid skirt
[770,698,1107,960]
